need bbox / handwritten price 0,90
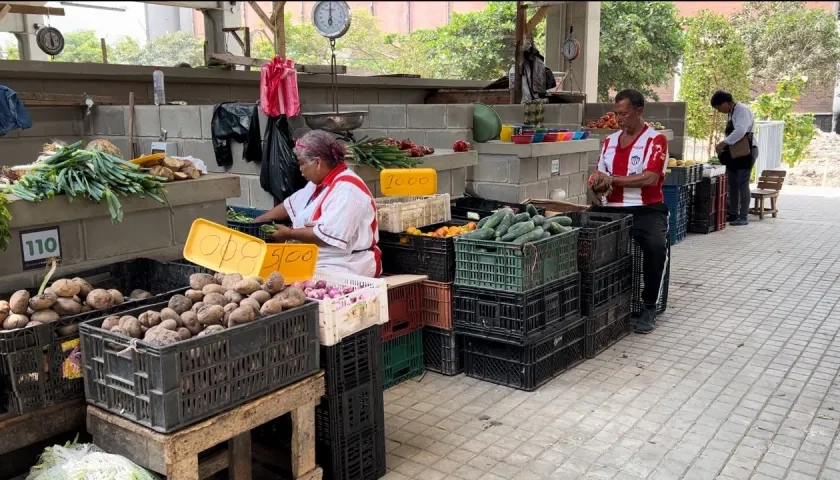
[259,243,318,282]
[197,233,263,277]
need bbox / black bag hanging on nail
[210,102,262,168]
[260,116,306,205]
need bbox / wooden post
[100,38,108,64]
[512,1,525,104]
[128,92,135,159]
[273,1,286,57]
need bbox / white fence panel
[755,120,784,172]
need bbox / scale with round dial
[36,26,65,56]
[302,0,367,140]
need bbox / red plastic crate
[380,282,422,342]
[421,280,453,330]
[716,173,728,231]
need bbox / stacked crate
[381,276,425,388]
[716,173,729,231]
[452,224,585,391]
[569,212,635,359]
[688,176,719,234]
[663,164,701,246]
[420,280,462,375]
[630,238,671,317]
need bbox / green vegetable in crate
[532,215,545,226]
[227,208,255,223]
[513,226,544,245]
[493,212,516,238]
[461,227,496,240]
[512,212,531,223]
[346,136,422,170]
[525,204,539,217]
[547,222,568,236]
[482,208,513,230]
[545,215,573,226]
[500,221,535,242]
[477,216,490,228]
[541,231,551,239]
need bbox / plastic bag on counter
[26,441,158,480]
[260,116,306,204]
[210,102,262,168]
[260,57,300,118]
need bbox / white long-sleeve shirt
[723,102,756,146]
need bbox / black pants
[725,146,758,220]
[591,203,669,309]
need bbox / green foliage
[53,30,104,63]
[1,42,18,60]
[109,36,142,65]
[597,1,684,101]
[751,75,817,167]
[732,2,840,90]
[52,30,202,66]
[679,11,751,145]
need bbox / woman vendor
[254,130,382,278]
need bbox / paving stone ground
[382,190,840,480]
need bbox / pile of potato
[102,272,307,347]
[0,277,153,336]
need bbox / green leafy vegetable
[346,136,422,170]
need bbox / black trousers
[591,203,669,308]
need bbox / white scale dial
[312,1,352,40]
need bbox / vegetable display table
[87,371,326,480]
[0,398,86,456]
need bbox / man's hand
[270,225,294,242]
[715,142,726,154]
[590,173,613,194]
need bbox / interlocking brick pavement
[382,191,840,479]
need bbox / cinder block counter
[468,140,600,205]
[0,174,240,292]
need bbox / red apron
[310,167,382,277]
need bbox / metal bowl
[302,111,368,133]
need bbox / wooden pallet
[0,399,86,456]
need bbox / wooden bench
[87,372,325,480]
[750,170,786,219]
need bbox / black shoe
[634,309,656,334]
[726,214,737,222]
[730,218,749,226]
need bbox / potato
[223,302,239,314]
[160,308,182,325]
[202,292,227,307]
[202,284,225,296]
[260,299,283,316]
[122,317,143,338]
[191,301,205,313]
[221,273,243,291]
[181,311,202,335]
[264,272,285,295]
[176,327,192,340]
[80,304,91,313]
[229,306,256,326]
[197,304,225,326]
[168,294,193,315]
[159,319,178,331]
[57,324,79,336]
[9,290,30,314]
[51,279,81,298]
[119,315,137,327]
[240,297,261,314]
[108,290,125,305]
[197,325,225,337]
[138,311,162,328]
[110,325,129,336]
[276,287,306,309]
[52,297,82,316]
[224,291,244,304]
[214,272,227,283]
[184,289,204,303]
[247,276,265,286]
[144,328,181,346]
[234,279,261,296]
[102,316,121,331]
[29,291,57,311]
[3,314,28,330]
[27,320,43,327]
[72,278,94,298]
[86,289,113,310]
[189,273,217,291]
[73,295,83,304]
[0,300,9,322]
[31,309,59,324]
[250,290,271,306]
[129,289,152,300]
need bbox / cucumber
[525,204,539,217]
[547,222,563,235]
[532,215,545,226]
[545,215,573,227]
[477,216,490,228]
[483,208,513,230]
[541,231,551,239]
[512,212,531,224]
[462,227,496,240]
[500,221,535,242]
[513,226,544,245]
[494,212,516,238]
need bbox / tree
[135,31,204,67]
[1,42,18,60]
[679,11,751,154]
[598,1,684,101]
[109,36,142,65]
[53,30,104,63]
[732,2,840,91]
[752,75,817,167]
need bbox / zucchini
[545,215,573,227]
[477,216,490,228]
[525,204,539,217]
[512,212,531,224]
[484,208,513,230]
[541,231,551,239]
[532,215,545,226]
[513,226,544,245]
[500,221,535,242]
[462,227,496,240]
[494,212,516,238]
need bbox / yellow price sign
[258,243,319,283]
[183,219,267,277]
[379,168,437,196]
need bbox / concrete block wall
[584,102,687,158]
[0,106,86,167]
[491,104,583,131]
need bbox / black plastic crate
[2,337,85,414]
[462,316,586,391]
[453,273,580,344]
[663,166,693,186]
[79,299,320,433]
[450,196,545,221]
[689,211,717,234]
[321,325,381,395]
[226,206,272,240]
[585,293,632,359]
[629,238,670,316]
[379,221,467,282]
[566,212,633,273]
[0,258,201,355]
[580,256,632,316]
[691,177,718,221]
[422,326,463,376]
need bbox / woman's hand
[254,213,272,223]
[715,142,726,154]
[270,225,294,242]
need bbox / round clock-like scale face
[563,39,580,61]
[37,26,65,56]
[312,1,352,39]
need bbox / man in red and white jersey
[589,89,669,334]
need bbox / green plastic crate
[382,330,424,389]
[453,229,579,293]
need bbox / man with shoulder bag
[711,91,758,226]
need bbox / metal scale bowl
[302,1,367,141]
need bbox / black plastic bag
[260,116,306,205]
[210,102,262,167]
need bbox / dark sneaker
[730,218,749,226]
[634,309,656,334]
[726,214,737,222]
